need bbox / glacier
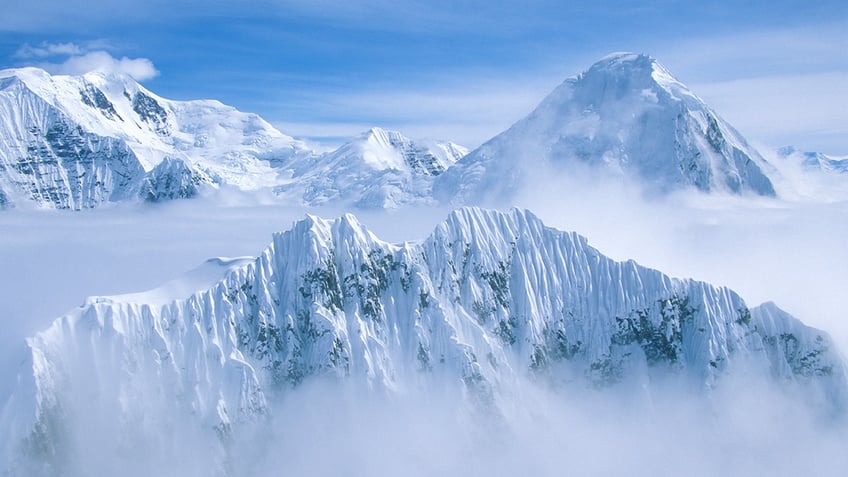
[1,207,845,475]
[435,52,778,205]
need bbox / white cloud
[13,41,159,82]
[48,50,159,81]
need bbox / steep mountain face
[1,207,844,475]
[435,53,777,204]
[276,127,467,208]
[0,67,310,209]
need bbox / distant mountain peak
[277,126,468,209]
[435,52,776,204]
[362,126,404,141]
[777,145,848,175]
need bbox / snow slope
[276,127,467,208]
[435,52,777,204]
[0,67,310,209]
[1,207,844,475]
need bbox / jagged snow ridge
[777,146,848,174]
[0,67,311,209]
[435,52,777,204]
[767,146,848,201]
[2,207,845,474]
[276,127,467,208]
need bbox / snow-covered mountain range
[0,67,463,210]
[276,127,467,208]
[435,52,778,204]
[0,67,312,209]
[3,54,843,211]
[2,207,844,475]
[777,146,848,175]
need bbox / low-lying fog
[0,167,846,475]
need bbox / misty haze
[1,1,847,476]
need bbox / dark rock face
[9,118,145,209]
[80,84,121,121]
[132,91,169,136]
[141,157,212,202]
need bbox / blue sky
[1,0,846,153]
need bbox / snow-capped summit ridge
[596,51,644,63]
[277,126,467,208]
[362,126,405,144]
[578,52,682,89]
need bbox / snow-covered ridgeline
[0,67,468,210]
[778,146,848,174]
[276,127,467,208]
[1,207,845,473]
[3,51,804,211]
[0,67,310,209]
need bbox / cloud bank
[14,41,159,81]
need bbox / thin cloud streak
[14,41,82,58]
[267,77,561,148]
[693,72,848,154]
[656,22,848,82]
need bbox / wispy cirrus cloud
[267,74,562,148]
[13,41,158,81]
[14,41,83,58]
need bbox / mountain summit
[276,127,467,208]
[435,52,777,204]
